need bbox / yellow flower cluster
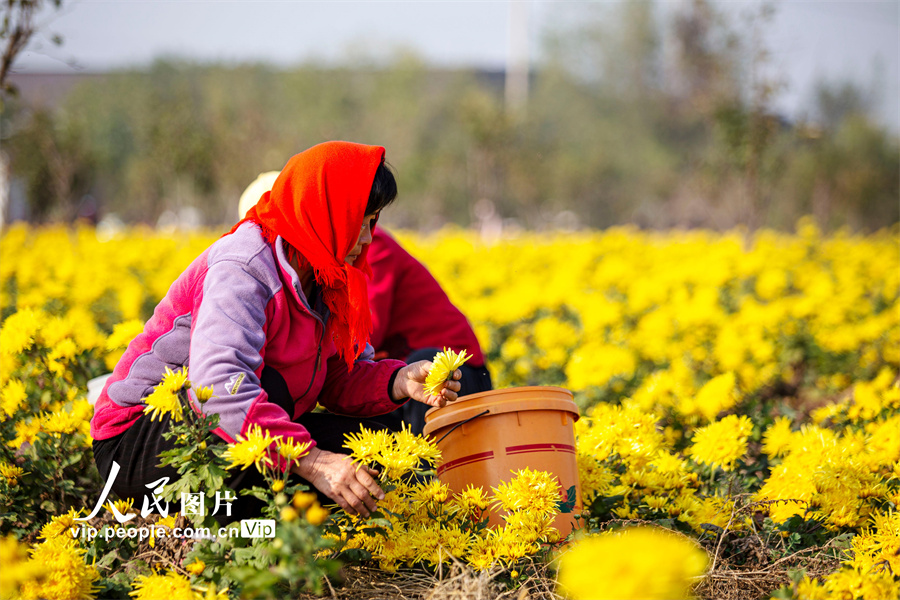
[12,510,101,600]
[1,223,212,344]
[0,461,26,485]
[222,422,311,482]
[4,222,895,415]
[1,222,898,595]
[344,424,441,479]
[2,386,93,450]
[757,369,900,529]
[396,221,897,408]
[793,565,899,600]
[334,427,562,572]
[0,307,104,389]
[0,535,46,600]
[575,401,741,532]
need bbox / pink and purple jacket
[91,222,407,447]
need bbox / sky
[12,0,900,132]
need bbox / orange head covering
[230,141,386,370]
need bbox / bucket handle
[435,409,490,445]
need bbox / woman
[91,141,460,520]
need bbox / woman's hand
[292,446,384,517]
[392,360,462,408]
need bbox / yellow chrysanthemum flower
[411,479,450,508]
[48,338,78,364]
[690,372,738,422]
[492,468,560,516]
[305,503,329,526]
[277,438,312,463]
[689,414,753,471]
[293,491,317,510]
[105,319,145,351]
[223,424,280,472]
[39,508,84,543]
[344,426,393,466]
[9,418,41,449]
[143,388,183,423]
[344,424,441,479]
[451,485,491,519]
[41,409,82,436]
[1,379,27,418]
[762,416,794,458]
[0,461,26,485]
[423,347,471,397]
[159,366,189,393]
[557,528,707,600]
[106,498,135,518]
[811,565,900,600]
[0,309,42,356]
[0,535,47,600]
[392,425,442,466]
[194,385,214,403]
[143,367,189,422]
[156,513,179,530]
[20,536,101,600]
[130,571,195,600]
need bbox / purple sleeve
[190,259,314,446]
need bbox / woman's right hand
[291,446,384,517]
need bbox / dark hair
[365,162,397,216]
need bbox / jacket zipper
[298,323,324,401]
[280,238,327,405]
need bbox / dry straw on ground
[693,499,843,600]
[294,505,846,600]
[296,559,564,600]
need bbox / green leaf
[769,585,794,600]
[364,517,393,530]
[557,485,577,513]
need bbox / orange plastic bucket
[423,386,582,536]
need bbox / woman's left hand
[391,360,462,407]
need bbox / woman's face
[345,213,378,265]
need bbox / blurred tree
[814,79,874,132]
[0,0,63,98]
[783,80,899,231]
[7,105,94,222]
[669,0,741,116]
[2,1,897,233]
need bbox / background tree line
[1,0,897,232]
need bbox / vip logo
[240,519,276,538]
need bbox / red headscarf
[230,141,385,370]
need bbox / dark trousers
[93,411,394,523]
[369,347,493,435]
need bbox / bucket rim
[422,385,578,437]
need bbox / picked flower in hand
[423,347,471,398]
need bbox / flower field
[1,220,898,600]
